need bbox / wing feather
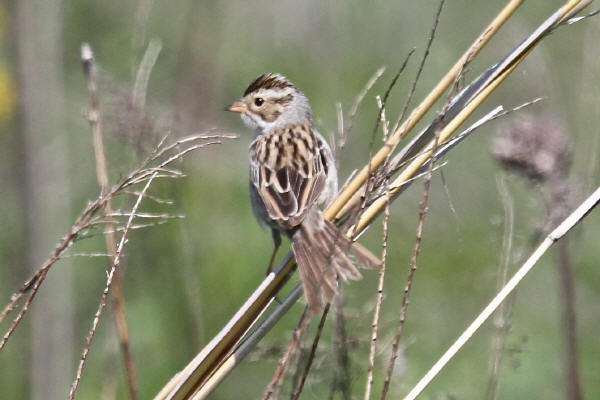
[249,123,327,230]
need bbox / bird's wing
[249,123,327,230]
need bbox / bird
[226,73,379,314]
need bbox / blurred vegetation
[1,1,599,399]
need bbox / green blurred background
[0,1,599,399]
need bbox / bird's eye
[254,97,264,107]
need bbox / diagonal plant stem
[81,43,139,400]
[326,0,525,222]
[0,232,76,351]
[402,186,600,400]
[392,0,445,135]
[291,304,330,400]
[345,66,386,141]
[260,304,309,400]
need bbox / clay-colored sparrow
[227,73,378,313]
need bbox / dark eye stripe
[257,109,280,123]
[272,93,293,106]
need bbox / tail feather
[292,231,335,313]
[349,241,381,269]
[291,209,380,313]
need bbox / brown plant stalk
[363,96,393,400]
[81,42,139,400]
[329,289,351,400]
[260,307,310,400]
[291,304,331,400]
[379,124,441,400]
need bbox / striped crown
[243,73,295,96]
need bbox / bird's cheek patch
[260,107,282,123]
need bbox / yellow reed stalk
[154,256,296,400]
[325,0,524,221]
[348,0,585,236]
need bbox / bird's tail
[291,208,380,314]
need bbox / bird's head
[226,73,313,135]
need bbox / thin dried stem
[60,252,112,259]
[121,190,174,205]
[69,172,158,400]
[373,49,416,146]
[329,289,351,400]
[486,176,517,400]
[363,98,393,400]
[380,123,441,400]
[364,185,391,400]
[0,231,75,350]
[261,307,310,400]
[556,237,582,400]
[103,221,169,234]
[345,66,386,139]
[106,211,184,219]
[0,291,25,324]
[291,304,330,400]
[342,51,413,245]
[287,336,307,400]
[392,0,445,134]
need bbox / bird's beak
[225,101,247,113]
